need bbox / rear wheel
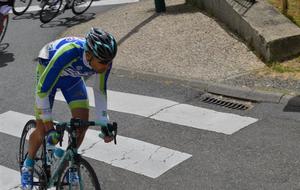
[12,0,32,16]
[19,120,48,190]
[0,15,8,44]
[56,157,101,190]
[39,0,62,23]
[71,0,93,15]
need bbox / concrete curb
[113,68,290,104]
[186,0,300,62]
[206,83,285,103]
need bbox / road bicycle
[18,118,118,189]
[0,14,8,44]
[12,0,35,15]
[39,0,93,23]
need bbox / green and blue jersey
[36,37,110,122]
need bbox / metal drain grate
[200,94,252,110]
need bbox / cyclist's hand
[97,117,113,143]
[100,124,114,143]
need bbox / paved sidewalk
[60,0,300,101]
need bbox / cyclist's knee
[71,108,89,120]
[35,119,53,136]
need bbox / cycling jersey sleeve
[36,43,81,122]
[93,65,111,124]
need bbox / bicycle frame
[43,120,82,188]
[46,147,82,188]
[41,119,117,189]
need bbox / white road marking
[56,87,258,134]
[0,111,192,178]
[0,165,21,190]
[0,165,55,189]
[10,0,139,13]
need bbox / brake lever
[98,122,118,144]
[113,131,117,145]
[112,122,117,145]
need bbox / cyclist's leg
[27,61,57,160]
[71,108,89,147]
[61,77,89,147]
[21,61,56,189]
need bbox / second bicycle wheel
[39,0,62,23]
[0,15,9,44]
[12,0,32,16]
[71,0,93,15]
[19,120,48,190]
[56,157,101,190]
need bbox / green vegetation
[267,62,300,73]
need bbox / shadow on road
[0,46,15,68]
[12,12,40,20]
[283,96,300,112]
[0,43,9,51]
[40,13,95,28]
[118,13,158,46]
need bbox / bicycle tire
[18,120,48,190]
[0,15,8,44]
[12,0,33,16]
[71,0,93,15]
[39,0,62,23]
[56,157,101,190]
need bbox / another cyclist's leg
[0,4,11,33]
[0,13,4,33]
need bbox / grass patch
[256,60,300,80]
[267,62,300,73]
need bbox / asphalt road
[2,2,300,189]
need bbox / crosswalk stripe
[0,165,21,189]
[0,111,192,178]
[0,165,56,189]
[56,87,258,134]
[10,0,139,13]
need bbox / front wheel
[18,120,48,189]
[71,0,93,15]
[56,157,101,190]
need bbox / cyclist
[21,27,117,190]
[0,0,12,33]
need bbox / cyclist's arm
[93,64,112,125]
[36,44,80,123]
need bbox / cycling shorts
[34,59,89,120]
